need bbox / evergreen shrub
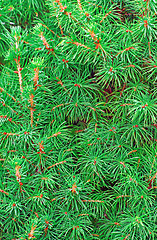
[0,0,157,239]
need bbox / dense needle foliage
[0,0,157,239]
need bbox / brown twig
[47,160,66,169]
[0,87,16,102]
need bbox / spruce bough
[0,0,157,239]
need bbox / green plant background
[0,0,157,239]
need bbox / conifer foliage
[0,0,157,239]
